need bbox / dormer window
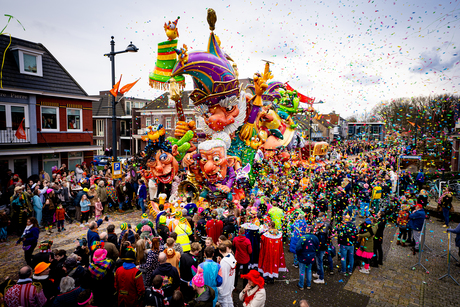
[10,46,44,77]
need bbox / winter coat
[218,253,237,299]
[289,219,308,253]
[447,223,460,248]
[295,233,319,265]
[337,221,358,246]
[80,199,91,212]
[55,208,65,221]
[188,285,215,307]
[114,264,145,307]
[239,285,266,307]
[151,263,180,298]
[42,204,55,224]
[32,195,43,225]
[87,229,100,250]
[97,186,108,202]
[408,209,425,231]
[357,224,378,252]
[397,210,410,227]
[233,234,253,264]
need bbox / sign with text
[112,162,122,179]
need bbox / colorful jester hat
[149,17,185,90]
[170,8,240,107]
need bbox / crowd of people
[0,141,459,307]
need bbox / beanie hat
[364,218,372,224]
[141,213,148,219]
[93,248,107,262]
[189,272,205,288]
[159,216,167,225]
[34,262,51,275]
[175,210,182,218]
[64,257,77,270]
[120,223,128,231]
[38,240,53,251]
[121,246,137,262]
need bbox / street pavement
[0,209,459,307]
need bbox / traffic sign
[112,162,122,179]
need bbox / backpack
[144,287,166,307]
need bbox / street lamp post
[104,36,138,161]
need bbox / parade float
[139,9,327,213]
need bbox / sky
[2,0,459,117]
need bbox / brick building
[0,35,100,179]
[91,91,150,156]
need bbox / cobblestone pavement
[0,209,140,279]
[345,217,460,307]
[1,209,459,307]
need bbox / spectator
[217,241,236,307]
[106,224,119,249]
[52,276,84,307]
[206,211,223,246]
[296,225,319,290]
[151,252,180,300]
[337,214,358,274]
[32,262,58,300]
[179,242,202,301]
[408,204,426,254]
[188,272,215,307]
[137,179,147,213]
[233,228,252,288]
[55,203,66,232]
[32,190,43,226]
[16,217,40,266]
[4,265,47,307]
[114,245,145,306]
[357,219,378,274]
[144,275,167,306]
[99,232,119,261]
[139,237,163,287]
[76,289,94,307]
[87,221,100,252]
[238,270,266,307]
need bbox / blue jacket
[23,227,40,247]
[295,233,319,265]
[80,199,91,212]
[408,209,425,231]
[138,184,147,199]
[447,223,460,248]
[289,219,308,253]
[87,229,100,249]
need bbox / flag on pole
[15,118,26,140]
[110,75,122,97]
[119,78,141,94]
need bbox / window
[120,121,126,135]
[146,117,151,127]
[67,108,81,131]
[166,118,172,129]
[42,153,60,177]
[96,139,104,155]
[0,105,6,130]
[95,119,104,136]
[126,101,132,115]
[186,117,192,123]
[0,103,29,136]
[311,124,318,132]
[154,118,159,125]
[10,46,44,77]
[41,106,58,130]
[196,117,204,129]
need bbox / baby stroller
[63,200,76,224]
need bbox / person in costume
[114,245,145,307]
[238,270,266,307]
[257,222,286,284]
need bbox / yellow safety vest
[175,223,192,252]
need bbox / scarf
[438,190,449,204]
[243,286,261,305]
[88,259,112,280]
[22,225,32,237]
[122,262,136,270]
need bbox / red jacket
[114,265,145,307]
[206,219,223,245]
[233,234,252,264]
[55,208,65,221]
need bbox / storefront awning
[0,145,102,156]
